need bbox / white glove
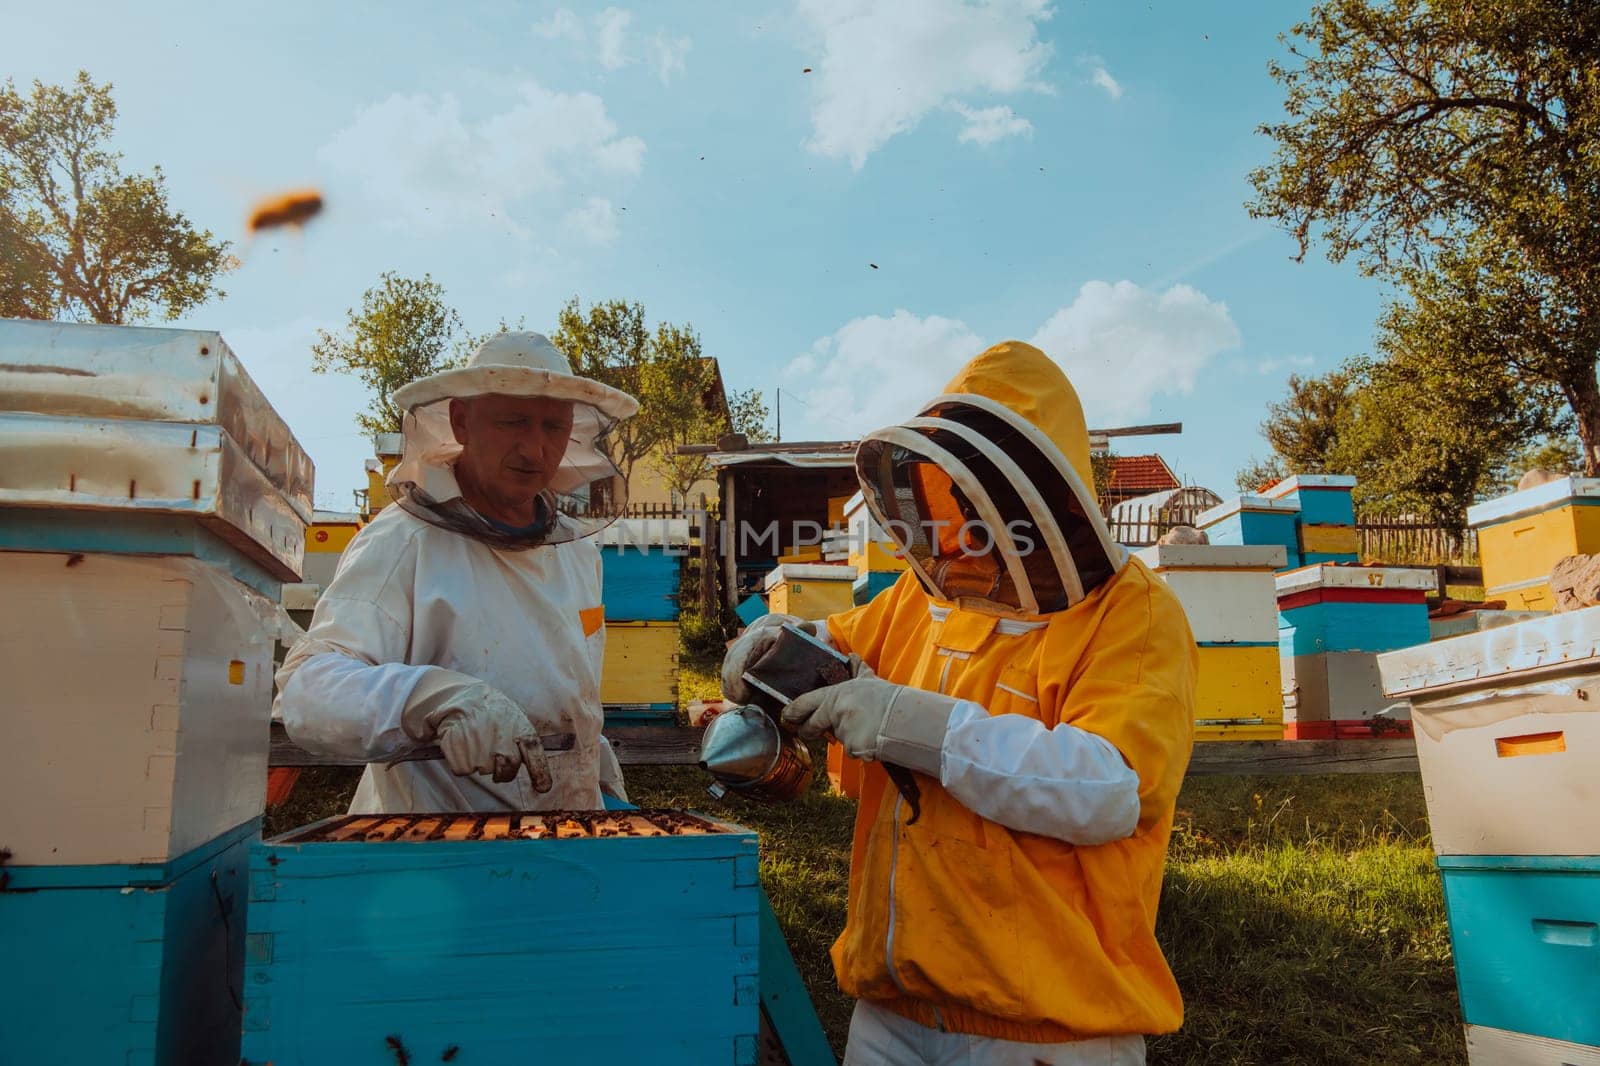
[430,682,536,782]
[782,666,958,778]
[720,613,804,705]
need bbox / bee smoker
[699,623,923,821]
[698,623,842,804]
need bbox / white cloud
[596,8,634,70]
[650,32,692,85]
[564,197,619,244]
[533,8,582,40]
[1253,354,1315,376]
[778,280,1241,439]
[780,310,985,437]
[951,103,1032,145]
[798,0,1054,169]
[317,83,644,236]
[1090,66,1123,100]
[1030,281,1241,422]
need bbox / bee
[248,189,324,233]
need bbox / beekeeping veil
[387,332,638,548]
[854,341,1126,615]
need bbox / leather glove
[781,665,960,779]
[429,682,537,782]
[720,613,804,704]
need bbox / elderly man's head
[449,394,575,526]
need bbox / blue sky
[4,1,1391,510]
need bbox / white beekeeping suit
[275,333,638,813]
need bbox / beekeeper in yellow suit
[724,341,1197,1065]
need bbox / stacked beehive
[240,810,761,1065]
[1469,476,1600,611]
[1196,493,1303,570]
[843,489,908,605]
[1277,564,1435,739]
[597,517,686,723]
[1136,544,1288,740]
[1266,474,1360,565]
[0,319,310,1064]
[1380,612,1600,1064]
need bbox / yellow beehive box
[1194,644,1285,741]
[776,545,823,565]
[599,620,679,708]
[1298,524,1360,555]
[301,511,363,589]
[764,563,857,619]
[843,491,910,575]
[827,495,850,528]
[1469,477,1600,607]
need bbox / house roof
[1106,454,1181,495]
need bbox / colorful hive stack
[1135,544,1288,740]
[241,811,761,1065]
[1266,474,1359,565]
[1380,611,1600,1064]
[0,319,309,1064]
[1469,477,1600,611]
[1196,494,1303,570]
[598,518,686,723]
[844,490,909,605]
[1277,564,1435,739]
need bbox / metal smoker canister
[698,705,814,803]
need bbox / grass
[264,654,1466,1065]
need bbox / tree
[728,387,773,444]
[1248,0,1600,470]
[1259,369,1360,476]
[1235,456,1288,494]
[0,71,232,323]
[311,272,467,436]
[654,385,774,504]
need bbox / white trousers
[842,1000,1146,1066]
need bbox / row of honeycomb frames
[283,810,726,843]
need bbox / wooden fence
[1103,501,1212,546]
[1355,519,1478,566]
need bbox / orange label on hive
[228,660,246,685]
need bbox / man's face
[449,394,575,512]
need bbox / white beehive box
[1134,544,1286,644]
[0,551,283,866]
[0,320,313,580]
[1379,608,1600,857]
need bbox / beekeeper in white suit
[275,332,638,812]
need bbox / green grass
[264,654,1466,1064]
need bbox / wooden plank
[1184,736,1418,776]
[269,721,704,768]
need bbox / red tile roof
[1106,454,1180,495]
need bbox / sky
[3,0,1394,511]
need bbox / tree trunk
[1572,369,1600,477]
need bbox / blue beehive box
[0,818,257,1065]
[1301,550,1360,566]
[241,810,761,1065]
[600,546,681,621]
[1276,564,1436,655]
[1197,495,1301,570]
[1264,474,1358,527]
[1437,856,1600,1049]
[853,569,901,605]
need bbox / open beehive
[242,809,761,1065]
[281,809,730,842]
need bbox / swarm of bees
[247,189,324,233]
